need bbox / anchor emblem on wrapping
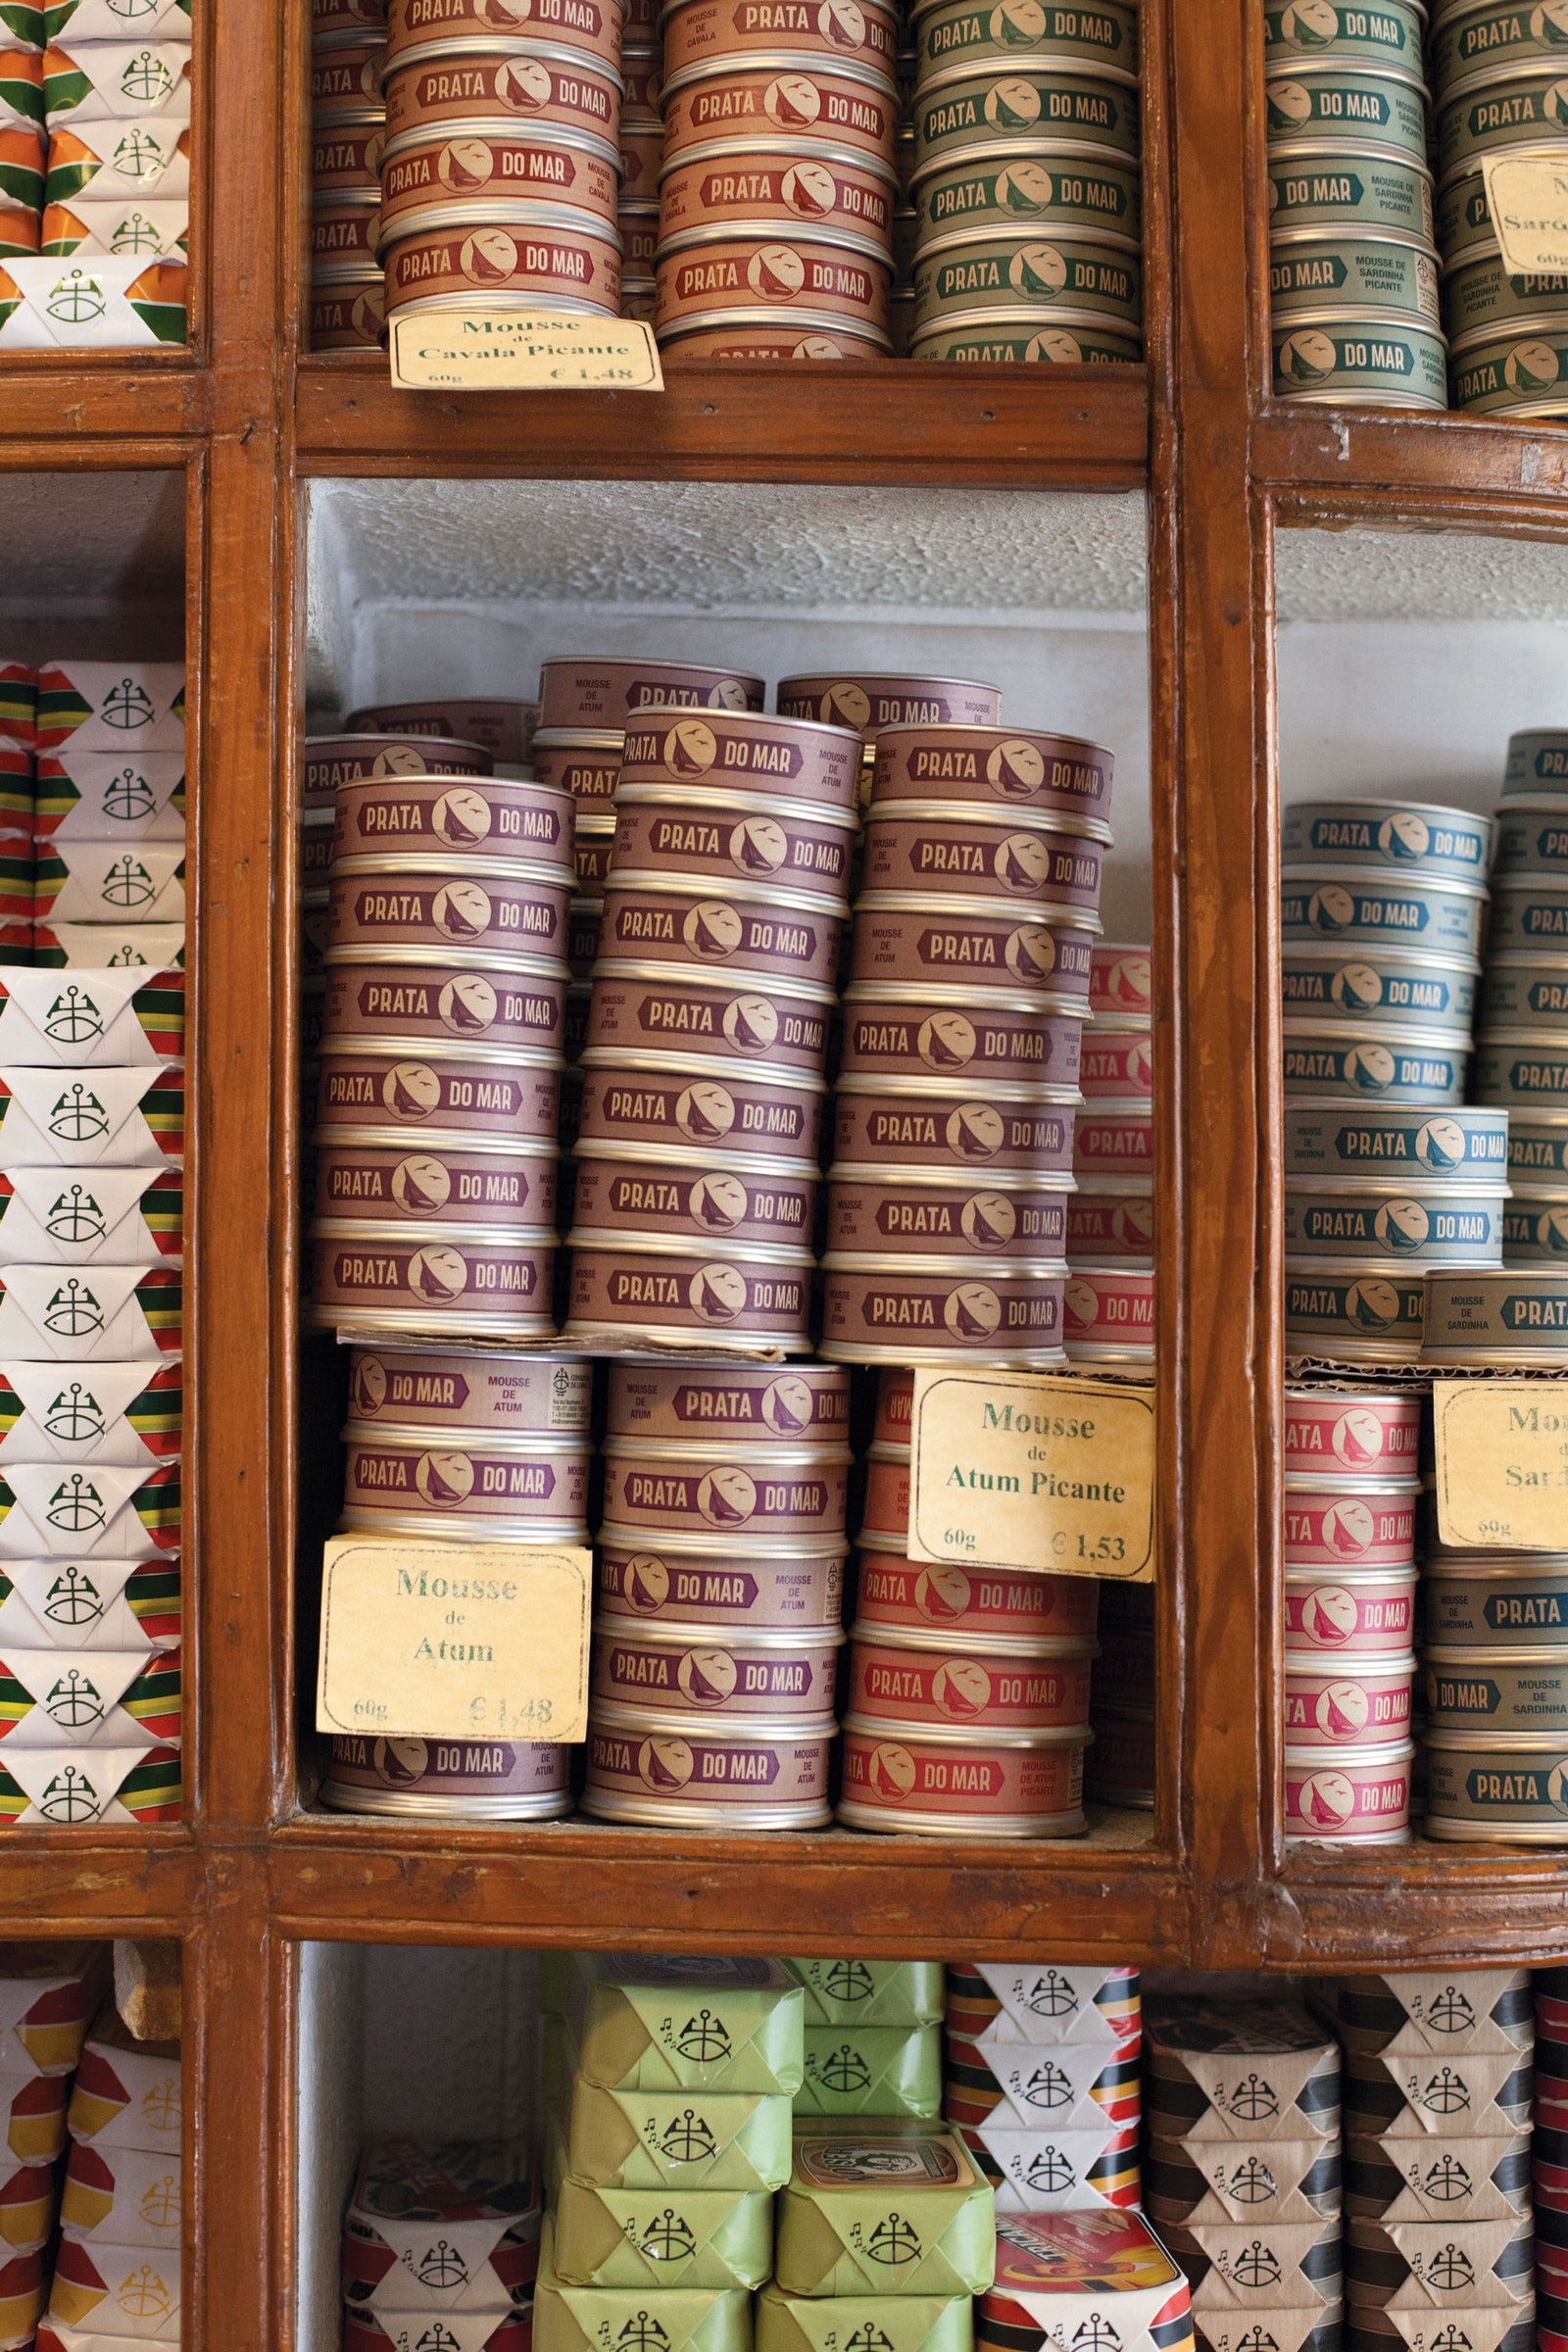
[43,985,104,1043]
[821,1959,873,2003]
[844,2329,894,2352]
[1423,2155,1475,2203]
[118,50,176,104]
[138,2074,179,2132]
[673,2009,731,2063]
[46,1473,108,1531]
[104,767,156,820]
[818,2042,871,2093]
[615,2317,670,2351]
[1020,2145,1077,2194]
[1418,2068,1473,2116]
[37,1763,103,1822]
[47,1185,107,1244]
[1426,1985,1477,2034]
[658,2110,717,2163]
[1230,2240,1282,2289]
[44,1567,104,1626]
[44,1667,107,1728]
[43,1281,106,1337]
[1068,2321,1123,2352]
[138,2173,179,2230]
[46,270,107,325]
[48,1084,110,1142]
[1022,1970,1080,2017]
[1018,2059,1076,2111]
[102,676,156,730]
[1227,2074,1280,2122]
[100,857,157,910]
[111,127,170,179]
[110,213,165,255]
[639,2208,696,2262]
[1229,2156,1278,2205]
[1425,2244,1476,2292]
[413,2239,470,2289]
[864,2213,920,2266]
[44,1383,107,1442]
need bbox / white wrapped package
[60,2139,179,2247]
[41,197,186,256]
[31,752,182,842]
[42,117,189,206]
[33,846,183,927]
[67,2015,180,2153]
[0,1742,177,1827]
[0,969,182,1066]
[33,663,181,756]
[0,1357,180,1466]
[32,924,184,970]
[0,1646,170,1745]
[0,1266,178,1362]
[0,1558,178,1650]
[0,1167,177,1263]
[0,1461,176,1558]
[0,1065,181,1165]
[47,2234,180,2337]
[0,255,184,346]
[41,45,191,127]
[44,1,191,40]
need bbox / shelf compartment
[1256,403,1568,514]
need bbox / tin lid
[1266,223,1442,255]
[614,780,858,831]
[1448,310,1568,358]
[321,943,570,979]
[1285,1651,1417,1678]
[584,956,836,1007]
[1263,49,1426,86]
[379,118,623,170]
[823,1250,1070,1276]
[661,50,900,97]
[577,1047,828,1092]
[908,132,1140,192]
[1425,1550,1568,1574]
[571,1228,820,1268]
[343,1415,581,1451]
[1285,1564,1419,1586]
[662,134,899,187]
[844,979,1090,1022]
[533,728,626,751]
[914,218,1141,267]
[1283,939,1484,975]
[652,306,895,348]
[384,33,625,89]
[602,1434,850,1466]
[1285,1172,1509,1199]
[829,1161,1076,1193]
[836,1066,1082,1105]
[915,51,1139,97]
[307,730,494,764]
[1284,1469,1421,1494]
[1284,1738,1414,1763]
[842,1709,1090,1749]
[851,1625,1097,1662]
[858,888,1102,932]
[1424,1642,1568,1667]
[1267,135,1433,176]
[318,1035,565,1070]
[602,868,857,921]
[1419,1728,1568,1751]
[592,1694,838,1740]
[1282,1015,1475,1054]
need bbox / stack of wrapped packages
[43,1995,182,2351]
[0,1942,108,2352]
[340,2139,541,2352]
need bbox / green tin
[908,313,1142,358]
[1264,0,1427,72]
[1284,1261,1430,1362]
[1446,251,1568,339]
[913,63,1141,167]
[913,224,1141,322]
[1265,67,1430,161]
[1438,68,1568,178]
[1270,228,1440,319]
[1268,143,1435,236]
[1449,317,1568,412]
[1434,164,1494,264]
[1272,310,1448,402]
[910,0,1139,84]
[911,142,1142,243]
[1433,1,1568,96]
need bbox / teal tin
[1438,70,1568,180]
[1267,144,1435,238]
[1282,1026,1469,1103]
[1284,1262,1429,1363]
[1488,874,1568,949]
[1505,728,1568,795]
[907,315,1142,359]
[1450,320,1568,416]
[910,0,1139,85]
[1426,1556,1568,1647]
[1269,228,1440,323]
[1432,0,1568,93]
[1265,67,1429,162]
[912,225,1141,321]
[1264,0,1427,73]
[1434,166,1494,268]
[910,145,1144,244]
[1425,1649,1568,1735]
[1285,1182,1506,1263]
[1281,870,1489,956]
[1504,1199,1568,1258]
[1444,252,1568,341]
[1283,1103,1510,1179]
[1507,1108,1568,1184]
[1272,313,1447,405]
[1473,1032,1568,1106]
[913,63,1141,166]
[1282,797,1493,880]
[1494,795,1568,875]
[1422,1267,1568,1362]
[1425,1733,1568,1838]
[1280,943,1479,1033]
[1481,954,1568,1023]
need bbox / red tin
[855,1549,1101,1648]
[1283,1482,1419,1568]
[1062,1264,1152,1359]
[1284,1654,1416,1748]
[848,1630,1096,1732]
[1284,1739,1413,1842]
[1285,1567,1419,1658]
[839,1716,1088,1836]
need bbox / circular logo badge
[984,74,1043,129]
[1297,1768,1356,1830]
[729,816,788,874]
[1316,1679,1371,1740]
[916,1564,972,1621]
[869,1740,916,1798]
[351,1356,388,1415]
[432,787,494,847]
[689,1171,751,1230]
[460,227,520,286]
[439,136,495,193]
[763,1374,816,1434]
[1278,326,1339,383]
[947,1102,1004,1158]
[1332,1407,1390,1470]
[1006,924,1058,982]
[1346,1277,1403,1330]
[406,1246,468,1304]
[438,973,499,1034]
[677,1645,739,1704]
[783,160,837,217]
[1415,1116,1467,1172]
[932,1657,993,1718]
[997,832,1053,892]
[986,739,1046,797]
[1301,1585,1360,1645]
[675,1081,736,1143]
[723,993,779,1053]
[664,718,716,776]
[414,1447,476,1506]
[431,880,494,942]
[637,1735,694,1790]
[373,1738,427,1786]
[621,1553,670,1613]
[748,243,807,298]
[690,1262,749,1322]
[961,1191,1017,1247]
[1378,811,1431,862]
[391,1153,453,1215]
[383,1062,442,1120]
[1374,1198,1432,1252]
[919,1010,977,1069]
[765,72,823,130]
[1319,1498,1375,1556]
[1009,243,1066,298]
[683,901,744,959]
[499,58,555,110]
[945,1281,1002,1339]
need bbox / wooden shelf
[0,367,209,451]
[0,1834,195,1930]
[1253,399,1568,519]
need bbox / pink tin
[1078,1027,1153,1103]
[855,1549,1102,1648]
[322,1732,571,1819]
[313,1141,557,1233]
[530,731,622,808]
[331,775,574,879]
[870,725,1114,826]
[847,1631,1096,1734]
[597,881,841,989]
[1285,1567,1419,1658]
[658,142,897,243]
[607,1361,849,1442]
[564,1237,812,1350]
[821,1256,1066,1364]
[584,966,832,1070]
[1283,1483,1419,1568]
[303,732,491,807]
[343,699,540,770]
[574,1057,823,1167]
[660,59,899,167]
[1065,1186,1153,1260]
[1073,1106,1152,1180]
[302,807,335,887]
[860,808,1108,913]
[387,0,625,72]
[779,670,1003,736]
[600,1438,850,1544]
[314,1046,562,1143]
[838,991,1085,1092]
[1284,1740,1413,1842]
[873,1365,912,1446]
[1284,1654,1415,1748]
[310,1227,558,1336]
[591,1621,841,1718]
[848,900,1094,1004]
[538,657,765,730]
[827,1174,1069,1260]
[321,956,568,1054]
[1086,1707,1153,1809]
[832,1082,1076,1177]
[570,1153,816,1249]
[582,1700,834,1827]
[327,865,572,961]
[1283,1388,1423,1483]
[859,1441,910,1546]
[339,1424,589,1538]
[599,1541,845,1627]
[1062,1265,1153,1360]
[661,0,897,78]
[1089,942,1152,1022]
[618,708,860,814]
[347,1346,593,1433]
[612,787,855,905]
[838,1716,1089,1837]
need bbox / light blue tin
[1493,796,1568,876]
[1507,1109,1568,1186]
[1422,1267,1568,1363]
[1264,0,1427,74]
[1281,871,1489,956]
[1426,1558,1568,1648]
[1282,797,1493,881]
[1281,943,1479,1033]
[1474,1032,1568,1107]
[1282,1026,1469,1103]
[1284,1103,1509,1180]
[1481,956,1568,1025]
[1488,876,1568,951]
[1285,1261,1428,1363]
[1504,1199,1568,1259]
[1505,729,1568,796]
[1285,1182,1506,1263]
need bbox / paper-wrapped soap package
[774,2120,996,2299]
[756,2282,972,2352]
[797,2023,941,2117]
[785,1961,944,2030]
[946,1963,1141,2051]
[341,2139,541,2317]
[533,2218,752,2352]
[975,2210,1194,2352]
[567,1955,805,2096]
[551,2176,773,2291]
[1318,1971,1534,2059]
[565,2075,793,2190]
[1145,1996,1341,2143]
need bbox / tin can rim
[663,0,896,23]
[310,189,382,215]
[343,1417,585,1452]
[867,795,1113,844]
[836,1794,1089,1833]
[1263,51,1428,87]
[656,216,894,267]
[1071,1174,1152,1196]
[659,134,900,187]
[1282,1017,1474,1053]
[322,1781,572,1818]
[1270,307,1449,344]
[578,1044,827,1093]
[872,718,1115,764]
[1285,1469,1421,1494]
[542,654,765,687]
[574,1135,818,1179]
[1266,224,1441,257]
[1285,1251,1449,1276]
[1273,388,1447,410]
[317,1036,565,1069]
[1287,793,1492,828]
[1284,1737,1415,1763]
[1491,791,1568,814]
[823,1249,1069,1275]
[605,863,849,916]
[340,1502,588,1533]
[836,1067,1080,1106]
[1425,1643,1568,1668]
[602,869,853,919]
[307,730,495,761]
[821,1340,1070,1367]
[778,670,1004,698]
[830,1163,1076,1195]
[913,221,1141,270]
[585,955,838,1006]
[313,1136,560,1168]
[1267,135,1434,176]
[1286,1564,1419,1586]
[913,53,1138,99]
[842,1708,1090,1749]
[1439,53,1568,103]
[1444,244,1568,286]
[1420,1728,1568,1752]
[844,980,1090,1022]
[570,1228,820,1267]
[1475,1026,1568,1048]
[910,311,1146,352]
[852,1624,1099,1662]
[857,888,1102,931]
[854,1618,1095,1659]
[601,1432,847,1463]
[386,289,618,319]
[591,1694,839,1739]
[661,50,900,97]
[1449,313,1568,357]
[1426,1552,1568,1575]
[378,204,623,258]
[332,850,574,885]
[379,117,624,172]
[1282,941,1485,974]
[594,1612,847,1652]
[1286,1174,1509,1200]
[908,135,1142,194]
[614,787,858,835]
[655,306,898,348]
[384,35,626,90]
[1285,1651,1418,1679]
[313,1218,558,1249]
[531,726,626,751]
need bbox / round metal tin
[777,669,1004,735]
[870,722,1114,826]
[347,1344,592,1434]
[611,785,856,905]
[1445,248,1568,344]
[1422,1268,1568,1362]
[1284,1479,1419,1567]
[660,56,900,164]
[1426,1558,1568,1647]
[596,878,842,988]
[1285,1566,1419,1657]
[1423,1730,1568,1839]
[827,1171,1071,1259]
[569,1153,817,1249]
[1438,67,1568,180]
[847,897,1094,1002]
[1506,728,1568,796]
[311,278,388,348]
[838,1713,1089,1837]
[322,955,569,1054]
[1489,873,1568,952]
[599,1437,850,1544]
[581,1697,835,1826]
[388,0,623,67]
[305,731,493,804]
[1285,1653,1415,1748]
[1265,64,1428,156]
[598,1539,845,1627]
[619,119,662,200]
[874,1367,910,1446]
[618,705,861,812]
[313,36,389,120]
[339,1423,590,1534]
[1270,228,1440,323]
[564,1234,813,1351]
[312,119,387,195]
[381,41,622,143]
[832,1077,1077,1177]
[1265,0,1426,72]
[1425,1645,1568,1734]
[859,805,1108,911]
[658,318,892,355]
[1509,1108,1568,1190]
[1434,162,1494,266]
[1432,0,1568,87]
[1078,1025,1152,1102]
[1284,1385,1422,1479]
[344,697,541,771]
[1485,956,1568,1031]
[1094,1624,1152,1712]
[574,817,616,894]
[849,1628,1095,1734]
[911,0,1139,80]
[592,1618,841,1721]
[1283,1102,1507,1182]
[574,1054,823,1168]
[321,1732,572,1818]
[1283,1181,1505,1265]
[910,144,1143,249]
[381,212,622,313]
[313,1141,558,1233]
[327,863,572,962]
[911,62,1141,169]
[1271,312,1448,405]
[608,1359,849,1443]
[1494,794,1568,879]
[1474,1030,1568,1107]
[1065,1182,1152,1259]
[1281,1025,1469,1105]
[915,314,1144,361]
[820,1252,1067,1363]
[1285,1738,1413,1840]
[582,963,833,1072]
[1504,1197,1568,1256]
[529,729,622,807]
[1085,1705,1153,1809]
[912,224,1142,325]
[661,0,899,79]
[1062,1262,1153,1360]
[838,988,1085,1092]
[855,1548,1101,1647]
[1073,1104,1152,1180]
[311,1225,558,1336]
[1283,795,1492,882]
[314,1043,562,1144]
[1088,941,1151,1020]
[655,221,891,331]
[1283,1263,1428,1363]
[1281,866,1488,954]
[1450,319,1568,416]
[859,1439,910,1546]
[1267,141,1435,239]
[312,194,384,271]
[379,121,622,238]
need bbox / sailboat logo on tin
[384,1063,443,1120]
[664,721,717,776]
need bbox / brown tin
[388,0,625,74]
[600,1437,849,1544]
[327,864,572,960]
[582,963,832,1072]
[860,805,1108,912]
[313,121,388,195]
[618,707,860,813]
[312,36,389,119]
[838,1715,1088,1836]
[872,1363,911,1446]
[344,698,541,769]
[304,730,493,806]
[855,1549,1102,1648]
[581,1697,834,1826]
[620,121,662,201]
[619,206,659,273]
[1085,1708,1153,1811]
[598,1539,845,1628]
[312,1141,558,1232]
[592,1619,842,1717]
[596,880,842,989]
[1072,1104,1152,1179]
[1064,1182,1152,1260]
[574,1054,823,1166]
[383,44,622,148]
[381,212,622,314]
[311,1225,558,1336]
[1078,1025,1152,1103]
[608,1360,849,1441]
[321,953,569,1054]
[847,896,1095,1004]
[821,1252,1066,1362]
[564,1235,813,1350]
[321,1732,571,1818]
[656,221,890,330]
[659,140,897,241]
[1062,1263,1153,1359]
[339,1422,590,1535]
[573,816,617,894]
[828,1173,1069,1260]
[832,1077,1076,1176]
[870,724,1114,826]
[779,671,1003,734]
[1089,941,1152,1022]
[660,56,900,164]
[611,786,857,905]
[659,319,891,356]
[311,279,388,347]
[347,1344,593,1432]
[380,121,623,236]
[847,1630,1096,1733]
[837,987,1085,1091]
[538,655,765,729]
[569,1153,816,1248]
[301,807,336,889]
[621,47,662,110]
[661,0,897,80]
[529,729,623,806]
[314,1044,562,1144]
[312,195,383,270]
[332,774,573,877]
[859,1438,910,1546]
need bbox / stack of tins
[45,2004,181,2351]
[308,741,576,1343]
[321,1347,590,1819]
[377,0,626,336]
[1144,1991,1344,2352]
[563,701,852,1358]
[1066,940,1152,1367]
[581,1363,849,1828]
[1422,1528,1568,1843]
[1481,729,1568,1258]
[0,660,183,1830]
[618,0,660,316]
[943,1963,1141,2217]
[1264,0,1444,410]
[311,0,387,351]
[824,720,1112,1371]
[975,2211,1193,2352]
[341,2140,542,2352]
[1431,3,1568,419]
[1326,1969,1536,2351]
[836,1367,1103,1839]
[1283,1386,1421,1847]
[1085,1578,1153,1811]
[1281,796,1497,1367]
[0,1946,105,2351]
[346,694,541,778]
[776,665,1002,814]
[906,0,1142,366]
[653,0,900,361]
[1539,1966,1568,2352]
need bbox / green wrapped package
[786,1961,945,2029]
[757,2282,973,2352]
[797,2025,941,2118]
[567,2076,794,2190]
[535,2219,754,2352]
[775,2120,996,2299]
[553,2177,775,2291]
[569,1955,805,2095]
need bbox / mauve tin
[821,1254,1066,1363]
[1078,1028,1152,1104]
[1065,1185,1152,1260]
[838,1715,1089,1837]
[327,865,572,961]
[1285,1739,1413,1842]
[304,731,493,806]
[339,1423,589,1537]
[859,1440,910,1546]
[322,955,568,1053]
[564,1236,812,1350]
[601,1437,849,1544]
[660,57,900,165]
[1285,1654,1415,1748]
[848,898,1094,1003]
[302,808,335,889]
[599,1540,845,1627]
[582,1696,834,1825]
[660,320,891,357]
[331,775,574,878]
[570,1153,816,1248]
[539,656,765,730]
[313,1141,557,1233]
[583,965,832,1072]
[658,140,897,241]
[1086,1707,1153,1809]
[1285,1567,1419,1658]
[381,215,622,316]
[1284,1387,1421,1481]
[310,1226,558,1336]
[1062,1265,1153,1360]
[383,43,622,148]
[1283,1483,1419,1567]
[345,698,541,771]
[874,1365,912,1446]
[619,706,860,813]
[612,787,856,905]
[313,36,391,120]
[530,730,622,808]
[575,823,616,897]
[609,1360,849,1442]
[779,671,1003,734]
[1089,942,1152,1021]
[869,724,1112,826]
[848,1631,1096,1734]
[833,1081,1075,1176]
[861,806,1108,911]
[827,1173,1069,1259]
[655,224,891,332]
[388,0,625,69]
[855,1549,1101,1647]
[838,990,1085,1092]
[1073,1105,1152,1180]
[592,1621,842,1717]
[322,1732,571,1819]
[348,1346,592,1433]
[597,880,842,989]
[574,1056,822,1167]
[662,0,897,76]
[315,1045,562,1144]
